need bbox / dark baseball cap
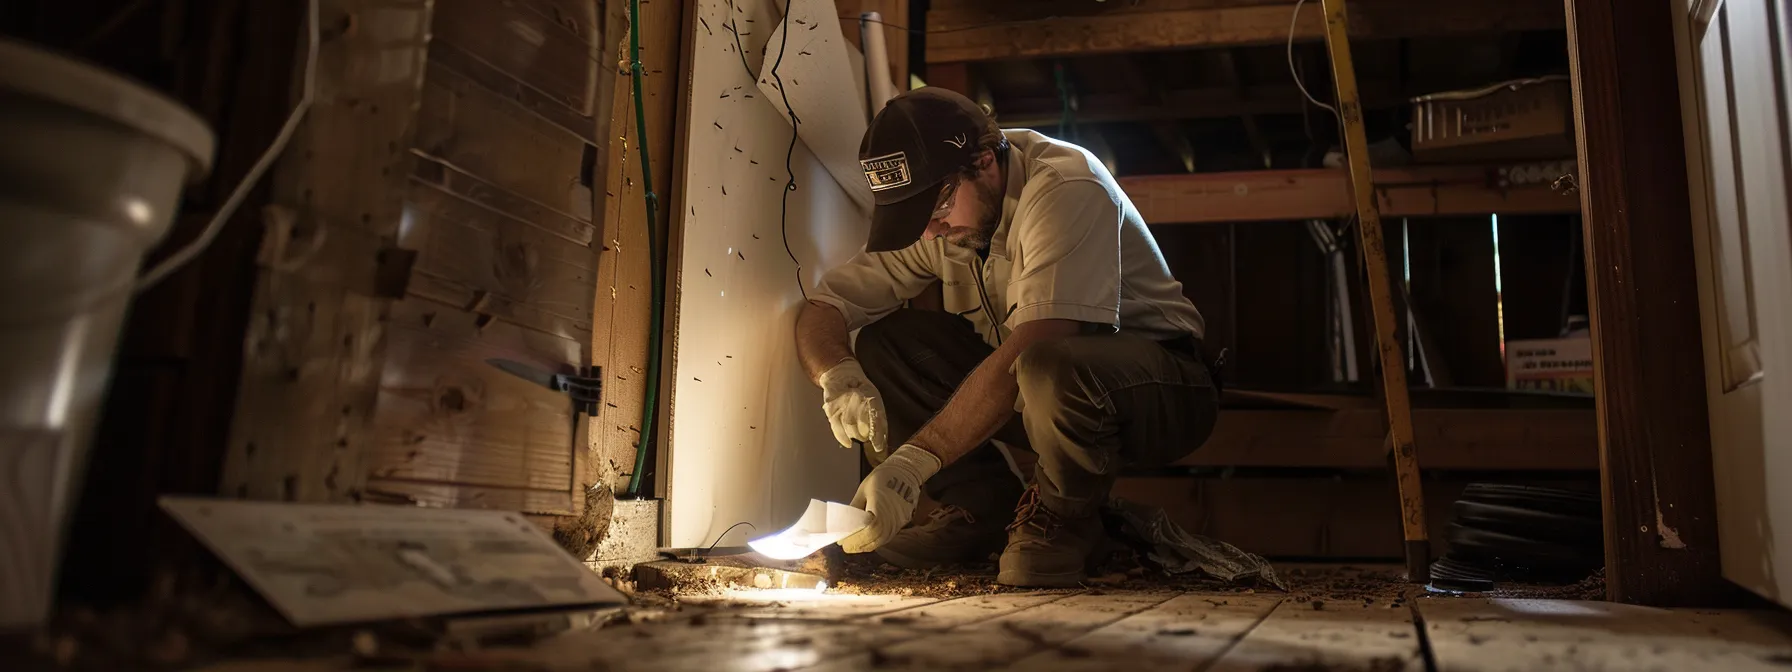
[858,87,989,252]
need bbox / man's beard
[942,178,1002,250]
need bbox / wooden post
[1317,0,1430,582]
[1564,0,1726,606]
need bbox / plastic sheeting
[1106,498,1287,590]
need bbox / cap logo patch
[862,152,912,192]
[945,133,968,149]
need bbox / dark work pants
[855,309,1220,520]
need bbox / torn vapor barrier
[1105,498,1286,590]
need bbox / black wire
[770,1,807,300]
[721,4,806,299]
[703,521,758,558]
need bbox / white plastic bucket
[0,38,215,630]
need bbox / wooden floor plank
[807,592,1177,671]
[862,591,1081,629]
[1002,593,1285,670]
[1207,596,1425,671]
[531,593,1084,672]
[524,617,916,672]
[678,592,940,620]
[1419,598,1792,671]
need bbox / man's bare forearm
[906,319,1080,467]
[797,300,856,384]
[906,351,1021,467]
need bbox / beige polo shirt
[812,128,1206,349]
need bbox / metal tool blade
[486,358,562,392]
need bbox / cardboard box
[1506,337,1595,394]
[1411,77,1576,163]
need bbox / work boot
[996,486,1106,587]
[874,504,1008,570]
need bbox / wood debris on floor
[18,565,1792,671]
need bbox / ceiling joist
[1119,165,1580,224]
[926,0,1566,64]
[992,82,1405,127]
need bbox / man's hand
[840,445,941,553]
[819,358,888,453]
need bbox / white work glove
[840,445,942,553]
[819,358,888,453]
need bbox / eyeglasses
[930,178,960,220]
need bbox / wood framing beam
[1120,166,1580,224]
[1178,409,1598,471]
[927,62,973,96]
[993,82,1406,128]
[927,0,1566,64]
[600,0,685,499]
[1565,0,1724,606]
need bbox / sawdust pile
[1485,567,1606,601]
[1279,566,1414,608]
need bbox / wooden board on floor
[1006,593,1285,670]
[158,497,626,627]
[1418,598,1792,670]
[1208,597,1425,670]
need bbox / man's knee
[1014,338,1094,407]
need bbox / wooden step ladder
[1318,0,1430,582]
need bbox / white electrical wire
[133,0,321,293]
[1409,75,1570,103]
[1287,0,1340,119]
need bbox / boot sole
[996,567,1085,587]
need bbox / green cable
[625,0,662,498]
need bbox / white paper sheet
[747,498,871,560]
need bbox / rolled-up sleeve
[810,243,938,331]
[1004,179,1122,329]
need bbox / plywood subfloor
[187,586,1792,672]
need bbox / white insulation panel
[667,0,882,548]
